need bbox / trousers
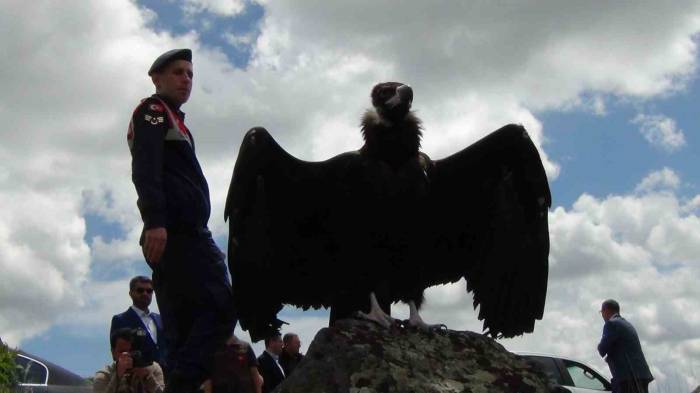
[149,230,236,392]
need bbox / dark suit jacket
[279,350,304,377]
[598,314,653,383]
[257,351,285,393]
[110,307,166,369]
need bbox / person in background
[256,334,285,393]
[201,334,262,393]
[279,333,304,377]
[597,299,654,393]
[110,276,167,374]
[94,328,164,393]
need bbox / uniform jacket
[128,94,211,232]
[110,308,166,369]
[598,314,653,383]
[257,351,285,393]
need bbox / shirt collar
[265,350,279,362]
[131,305,150,317]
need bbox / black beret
[148,49,192,76]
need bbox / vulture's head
[371,82,413,123]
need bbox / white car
[13,350,91,392]
[514,352,612,393]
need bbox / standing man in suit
[279,333,304,377]
[110,276,166,374]
[597,299,654,393]
[257,334,285,393]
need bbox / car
[514,352,612,393]
[13,350,91,392]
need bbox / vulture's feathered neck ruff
[360,109,423,169]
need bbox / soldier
[128,49,235,393]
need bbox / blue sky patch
[539,78,699,208]
[138,0,264,68]
[84,212,123,244]
[21,325,111,378]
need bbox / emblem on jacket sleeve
[149,103,165,112]
[144,114,165,125]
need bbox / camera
[130,328,154,368]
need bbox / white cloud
[592,95,607,116]
[635,168,681,193]
[0,189,90,344]
[251,1,700,107]
[183,0,246,17]
[59,279,134,329]
[90,229,143,265]
[223,31,255,50]
[633,113,687,152]
[683,195,700,213]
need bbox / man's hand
[143,227,167,264]
[132,367,149,379]
[116,352,133,377]
[133,367,163,393]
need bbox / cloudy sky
[2,0,699,391]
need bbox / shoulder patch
[149,103,165,112]
[144,113,165,125]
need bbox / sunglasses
[135,287,154,294]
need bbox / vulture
[225,82,550,342]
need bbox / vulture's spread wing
[424,124,551,337]
[225,127,362,341]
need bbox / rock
[273,319,554,393]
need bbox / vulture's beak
[386,84,413,110]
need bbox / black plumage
[225,82,550,342]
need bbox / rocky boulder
[274,319,554,393]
